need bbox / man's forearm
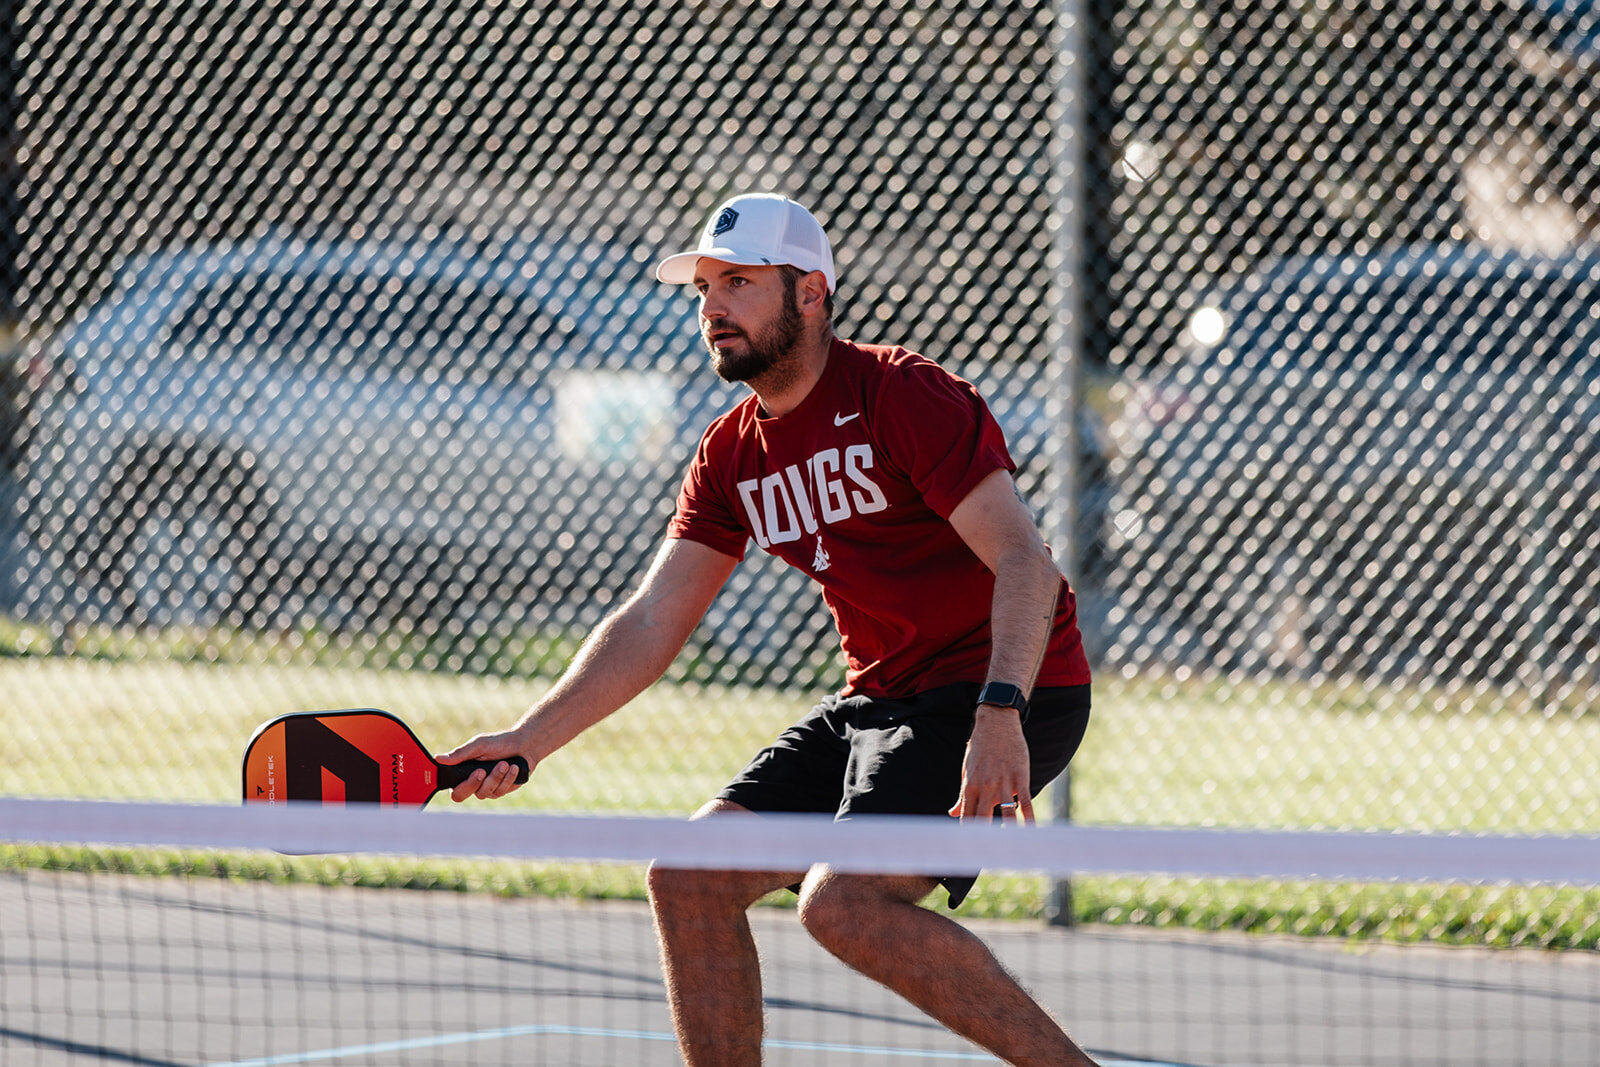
[983,543,1063,696]
[512,603,677,760]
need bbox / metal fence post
[1045,0,1089,929]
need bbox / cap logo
[709,207,739,237]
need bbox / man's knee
[796,869,935,952]
[649,799,769,916]
[647,862,700,899]
[795,871,856,951]
[648,863,727,916]
[648,862,790,920]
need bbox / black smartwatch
[976,682,1029,724]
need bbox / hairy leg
[796,867,1100,1067]
[647,800,803,1067]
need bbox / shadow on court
[2,870,1596,1066]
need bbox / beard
[705,284,805,384]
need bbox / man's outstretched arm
[439,536,739,801]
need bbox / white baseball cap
[656,193,836,292]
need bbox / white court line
[199,1022,1190,1066]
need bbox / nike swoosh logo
[834,412,860,426]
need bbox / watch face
[979,683,1026,710]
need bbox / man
[441,193,1098,1067]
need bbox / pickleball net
[3,798,1598,1067]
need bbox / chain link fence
[1089,0,1600,851]
[1,0,1596,932]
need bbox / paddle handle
[436,756,531,791]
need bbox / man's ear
[797,270,831,317]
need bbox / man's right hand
[437,731,536,802]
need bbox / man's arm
[439,536,739,801]
[944,469,1064,822]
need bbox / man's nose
[699,303,733,334]
[698,292,727,321]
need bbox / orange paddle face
[242,709,526,807]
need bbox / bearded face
[702,274,805,384]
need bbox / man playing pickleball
[442,194,1097,1067]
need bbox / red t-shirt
[668,338,1091,697]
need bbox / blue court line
[201,1022,1190,1066]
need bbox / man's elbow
[995,536,1064,587]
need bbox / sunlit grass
[2,651,1595,948]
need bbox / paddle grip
[437,756,531,790]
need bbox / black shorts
[717,682,1091,907]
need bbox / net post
[1045,771,1076,927]
[1044,0,1089,930]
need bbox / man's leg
[796,866,1100,1067]
[647,800,803,1067]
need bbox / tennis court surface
[4,803,1598,1066]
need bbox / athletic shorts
[717,682,1091,908]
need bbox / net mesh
[3,801,1599,1067]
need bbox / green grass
[0,655,804,809]
[1070,671,1600,833]
[1070,875,1600,950]
[2,652,1597,947]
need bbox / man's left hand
[947,706,1033,824]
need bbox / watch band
[976,681,1029,724]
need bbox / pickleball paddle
[242,708,529,806]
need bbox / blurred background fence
[1,0,1597,939]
